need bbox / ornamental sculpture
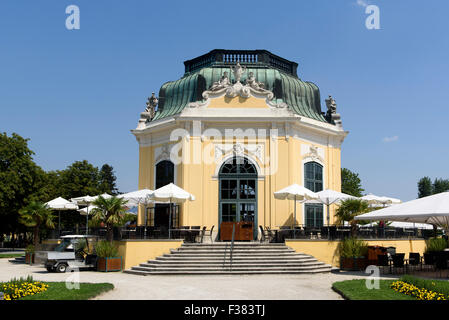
[246,72,265,91]
[230,62,246,83]
[191,62,286,109]
[325,95,337,114]
[210,71,231,91]
[325,95,342,128]
[145,92,158,119]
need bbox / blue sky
[0,0,448,201]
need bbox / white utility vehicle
[35,235,98,273]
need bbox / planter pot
[25,253,35,264]
[340,257,368,271]
[97,257,122,272]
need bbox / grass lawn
[20,282,114,300]
[332,279,415,300]
[0,254,23,259]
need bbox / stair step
[131,265,331,272]
[151,258,317,264]
[140,262,325,268]
[124,268,332,275]
[126,242,331,275]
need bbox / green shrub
[401,275,449,297]
[424,237,448,253]
[336,237,369,258]
[25,244,35,254]
[95,240,119,258]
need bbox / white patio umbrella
[45,197,78,235]
[71,195,96,235]
[90,193,113,201]
[361,193,401,206]
[274,184,318,228]
[362,221,434,230]
[308,189,357,230]
[148,183,195,238]
[355,191,449,232]
[118,189,154,238]
[77,205,97,215]
[118,189,154,207]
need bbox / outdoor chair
[377,254,391,274]
[265,226,277,242]
[423,252,435,271]
[391,253,406,274]
[408,253,422,273]
[434,251,449,278]
[259,226,267,243]
[200,225,214,243]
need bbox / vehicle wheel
[46,266,53,272]
[56,263,68,273]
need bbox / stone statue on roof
[246,72,265,91]
[230,62,246,83]
[325,95,342,128]
[325,95,337,114]
[145,92,158,119]
[210,71,231,91]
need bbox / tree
[91,196,127,242]
[335,199,370,237]
[60,160,101,198]
[433,178,449,194]
[418,177,433,198]
[341,168,364,197]
[98,164,118,195]
[18,201,55,247]
[0,132,45,235]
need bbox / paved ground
[0,259,400,300]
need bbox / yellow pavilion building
[131,49,348,241]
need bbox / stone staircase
[124,242,332,275]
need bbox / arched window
[218,157,257,238]
[155,160,174,189]
[304,162,323,192]
[152,160,176,232]
[304,162,323,227]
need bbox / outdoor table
[170,229,199,242]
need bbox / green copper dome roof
[152,50,327,123]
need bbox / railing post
[230,224,235,272]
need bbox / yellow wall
[115,240,183,270]
[136,96,343,232]
[208,95,269,108]
[286,239,427,267]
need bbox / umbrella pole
[144,204,147,239]
[86,205,89,235]
[293,195,296,228]
[58,211,61,237]
[169,202,172,239]
[327,204,330,240]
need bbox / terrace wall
[286,239,427,267]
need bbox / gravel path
[0,259,398,300]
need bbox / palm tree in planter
[19,201,55,263]
[91,195,128,243]
[91,196,128,272]
[335,199,370,237]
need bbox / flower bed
[1,276,48,300]
[390,280,448,300]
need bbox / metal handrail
[222,242,228,269]
[230,224,235,272]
